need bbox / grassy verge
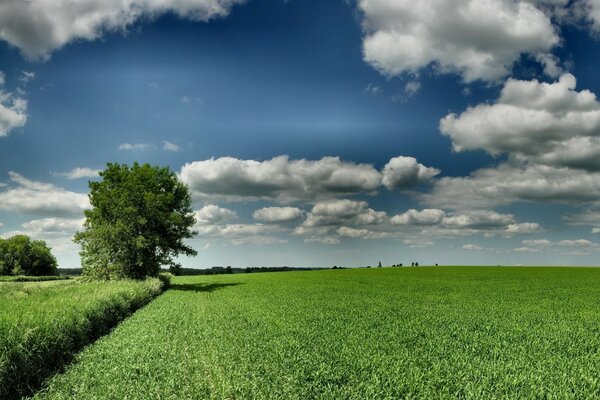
[0,277,167,399]
[30,267,600,399]
[0,275,71,282]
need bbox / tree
[74,163,197,280]
[0,235,58,276]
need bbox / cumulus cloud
[180,156,381,202]
[0,172,89,216]
[195,205,237,225]
[391,208,445,226]
[441,74,600,171]
[252,206,304,223]
[181,155,435,203]
[195,223,287,246]
[424,160,600,209]
[392,208,541,237]
[359,0,559,82]
[381,156,440,190]
[505,222,543,234]
[558,239,599,247]
[337,226,395,240]
[301,199,388,229]
[54,167,100,179]
[0,0,245,60]
[22,217,84,234]
[0,71,27,137]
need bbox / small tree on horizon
[74,162,197,280]
[0,235,58,276]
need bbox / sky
[3,0,600,268]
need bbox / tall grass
[0,275,70,282]
[0,277,166,399]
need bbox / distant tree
[74,162,197,280]
[0,235,58,276]
[226,266,233,274]
[169,263,182,276]
[378,261,382,268]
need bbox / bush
[157,272,173,289]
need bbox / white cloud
[180,155,382,202]
[365,83,382,94]
[424,162,600,210]
[0,0,246,61]
[443,210,515,229]
[252,206,304,223]
[522,239,552,247]
[304,236,340,245]
[558,239,599,247]
[19,71,35,83]
[359,0,559,82]
[404,239,434,248]
[302,199,388,228]
[195,205,237,225]
[118,143,152,151]
[0,172,89,216]
[391,208,445,226]
[196,223,284,237]
[0,71,27,137]
[463,243,485,250]
[404,80,421,96]
[54,167,100,179]
[381,156,440,190]
[230,236,287,246]
[505,222,543,234]
[163,141,181,152]
[337,226,394,240]
[22,217,84,234]
[514,246,539,253]
[180,155,438,202]
[440,74,600,170]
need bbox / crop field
[28,267,600,399]
[0,277,165,399]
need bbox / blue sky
[2,0,600,268]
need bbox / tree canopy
[74,162,197,280]
[0,235,58,276]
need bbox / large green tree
[0,235,58,276]
[74,163,197,280]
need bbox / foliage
[33,267,600,399]
[74,162,197,280]
[0,277,165,399]
[0,235,58,276]
[0,275,69,282]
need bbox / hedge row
[0,275,170,399]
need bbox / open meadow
[24,266,600,399]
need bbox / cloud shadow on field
[170,282,243,292]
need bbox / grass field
[0,277,166,399]
[29,266,600,399]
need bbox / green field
[0,277,165,399]
[27,267,600,399]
